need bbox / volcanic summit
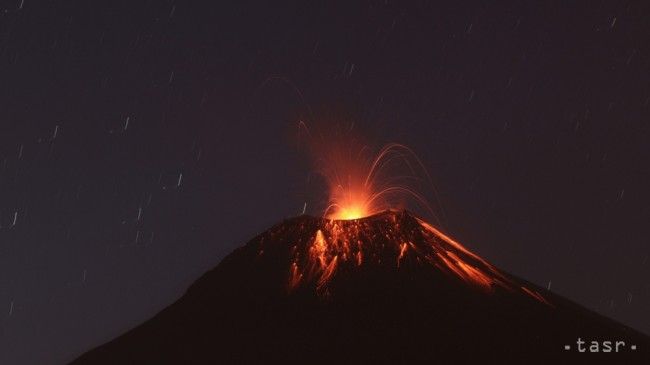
[72,210,649,364]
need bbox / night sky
[1,1,649,364]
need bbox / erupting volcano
[285,210,549,303]
[72,211,650,363]
[72,140,649,364]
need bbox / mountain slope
[71,210,649,364]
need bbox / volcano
[71,210,649,363]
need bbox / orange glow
[321,143,436,221]
[280,211,549,306]
[332,203,368,220]
[299,122,437,221]
[397,242,408,267]
[521,286,553,306]
[290,125,549,304]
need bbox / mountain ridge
[71,210,650,364]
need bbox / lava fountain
[323,143,437,221]
[292,123,549,303]
[301,123,439,222]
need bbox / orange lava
[284,211,550,306]
[304,136,436,221]
[294,127,547,303]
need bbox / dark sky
[1,1,649,363]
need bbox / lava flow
[276,209,549,304]
[71,136,650,364]
[291,132,549,301]
[72,148,650,364]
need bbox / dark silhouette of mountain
[71,210,649,364]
